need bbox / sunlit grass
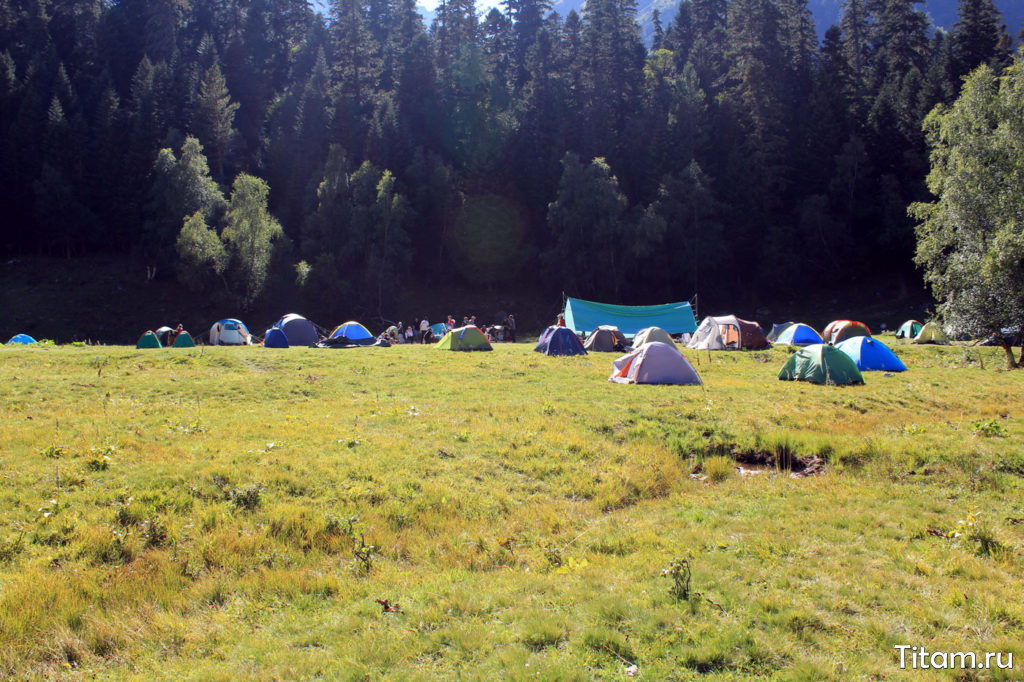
[0,340,1021,678]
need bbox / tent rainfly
[564,297,697,337]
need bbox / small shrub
[973,419,1004,438]
[352,534,377,575]
[704,456,734,483]
[663,556,692,600]
[40,445,67,459]
[0,534,25,563]
[85,455,109,471]
[143,516,169,549]
[228,484,263,511]
[521,618,567,650]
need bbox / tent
[895,320,923,339]
[436,325,492,351]
[430,322,449,338]
[835,336,906,372]
[912,321,949,345]
[583,325,629,352]
[273,313,319,347]
[827,320,871,344]
[154,326,174,347]
[774,323,823,346]
[564,297,697,336]
[263,327,289,348]
[767,322,795,342]
[822,320,844,342]
[6,334,37,345]
[535,326,587,356]
[687,315,769,350]
[329,321,374,346]
[632,326,676,348]
[609,342,702,385]
[778,344,864,385]
[210,319,252,345]
[136,331,162,349]
[172,331,196,347]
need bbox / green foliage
[302,149,412,314]
[972,418,1004,438]
[176,211,228,290]
[544,154,632,299]
[662,556,692,600]
[221,173,284,308]
[912,57,1024,359]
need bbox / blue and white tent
[835,336,906,372]
[774,323,823,346]
[6,334,37,345]
[209,319,252,345]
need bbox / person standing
[507,314,516,342]
[420,317,430,343]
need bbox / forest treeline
[0,0,1018,311]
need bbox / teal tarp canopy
[564,297,697,337]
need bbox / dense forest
[0,0,1018,313]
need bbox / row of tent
[136,314,379,349]
[765,319,949,346]
[605,336,905,386]
[532,316,908,385]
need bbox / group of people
[379,313,516,344]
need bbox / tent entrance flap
[564,297,697,337]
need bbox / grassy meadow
[0,339,1022,679]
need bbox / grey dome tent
[609,342,702,385]
[632,326,676,348]
[584,325,629,352]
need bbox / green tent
[436,325,492,351]
[895,320,923,339]
[778,344,864,386]
[172,331,196,348]
[136,331,162,349]
[912,321,949,345]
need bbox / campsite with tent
[2,290,1024,678]
[3,0,1024,674]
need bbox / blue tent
[263,327,289,348]
[430,322,449,338]
[535,326,587,356]
[775,323,823,346]
[273,313,318,346]
[835,336,906,372]
[6,334,37,345]
[564,297,697,337]
[329,321,374,345]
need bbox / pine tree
[544,153,629,298]
[950,0,1010,83]
[195,61,238,180]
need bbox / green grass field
[1,340,1022,679]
